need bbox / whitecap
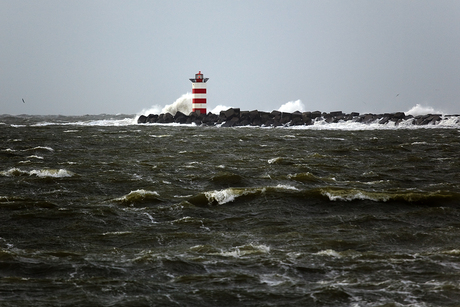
[149,134,172,138]
[29,169,74,178]
[274,184,299,191]
[204,189,239,205]
[144,212,157,224]
[321,189,390,202]
[0,168,28,177]
[26,155,44,159]
[114,189,160,202]
[1,168,73,178]
[32,117,138,127]
[286,115,460,130]
[201,185,299,206]
[29,146,54,152]
[268,157,281,164]
[442,249,460,255]
[218,243,271,258]
[102,231,133,236]
[315,249,341,257]
[203,187,265,205]
[260,274,295,287]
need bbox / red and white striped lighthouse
[190,71,209,114]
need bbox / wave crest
[319,187,458,203]
[1,168,74,178]
[188,185,298,206]
[114,189,161,206]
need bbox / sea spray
[161,93,193,116]
[406,103,445,116]
[278,99,305,113]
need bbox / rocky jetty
[138,108,457,127]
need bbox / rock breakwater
[138,108,458,127]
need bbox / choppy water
[1,114,460,306]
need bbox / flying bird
[395,94,399,97]
[22,99,25,103]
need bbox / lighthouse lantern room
[190,71,209,114]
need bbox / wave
[26,155,44,160]
[27,146,54,152]
[1,114,138,127]
[320,187,460,204]
[286,116,460,131]
[405,103,445,116]
[188,185,298,206]
[0,168,74,178]
[278,100,305,113]
[287,172,322,183]
[187,185,459,207]
[189,243,270,258]
[0,195,58,209]
[113,189,162,206]
[34,117,138,127]
[161,93,192,116]
[218,243,271,258]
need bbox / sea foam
[0,168,74,178]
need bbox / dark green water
[1,115,460,306]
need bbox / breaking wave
[161,93,193,116]
[278,99,305,113]
[319,187,459,204]
[137,94,230,118]
[113,189,162,206]
[187,186,459,207]
[188,185,298,206]
[406,104,445,116]
[0,168,74,178]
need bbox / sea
[1,114,460,306]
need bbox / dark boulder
[329,111,343,117]
[174,111,188,124]
[260,112,271,126]
[311,111,322,119]
[221,108,240,121]
[379,116,391,125]
[147,114,159,123]
[221,117,240,127]
[137,115,147,124]
[280,112,292,124]
[325,116,335,123]
[202,112,218,125]
[157,113,174,123]
[290,114,304,126]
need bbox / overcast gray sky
[2,0,459,115]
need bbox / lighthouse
[190,71,209,114]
